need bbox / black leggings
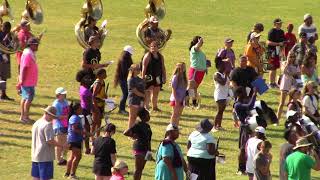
[187,156,216,180]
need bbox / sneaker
[57,159,67,166]
[69,175,79,180]
[236,170,247,176]
[211,127,219,132]
[63,173,70,178]
[152,107,162,112]
[118,110,129,115]
[0,95,14,101]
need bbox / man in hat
[245,126,266,179]
[18,37,40,123]
[31,106,67,180]
[284,137,320,180]
[82,35,111,74]
[298,14,318,41]
[290,32,308,66]
[144,16,171,46]
[266,18,285,88]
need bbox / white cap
[255,126,265,134]
[304,13,312,21]
[123,45,134,55]
[250,32,261,40]
[166,123,180,132]
[55,87,67,95]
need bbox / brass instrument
[258,41,269,72]
[136,0,171,51]
[21,0,43,24]
[74,0,107,49]
[0,0,13,23]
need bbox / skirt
[187,156,216,180]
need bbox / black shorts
[93,164,112,176]
[69,141,82,150]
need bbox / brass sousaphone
[0,0,43,54]
[74,0,107,49]
[136,0,171,51]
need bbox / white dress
[213,72,230,101]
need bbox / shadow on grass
[0,127,30,134]
[0,133,31,140]
[0,141,30,148]
[0,117,25,125]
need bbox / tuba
[136,0,171,51]
[0,0,13,23]
[21,0,43,25]
[74,0,107,49]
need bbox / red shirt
[284,32,297,57]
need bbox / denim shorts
[54,127,67,135]
[21,86,35,101]
[31,161,53,179]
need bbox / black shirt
[230,66,258,87]
[83,48,101,67]
[146,52,163,77]
[267,28,285,50]
[131,121,152,151]
[93,136,116,167]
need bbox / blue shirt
[52,99,69,129]
[67,115,83,143]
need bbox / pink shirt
[110,173,125,180]
[16,29,32,65]
[19,48,38,87]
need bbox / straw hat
[41,106,57,118]
[293,137,313,150]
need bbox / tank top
[213,72,229,101]
[92,79,107,107]
[146,52,162,78]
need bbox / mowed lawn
[1,0,320,179]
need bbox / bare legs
[128,105,139,128]
[144,86,161,110]
[170,102,184,126]
[214,100,227,128]
[55,134,67,162]
[277,90,288,120]
[133,155,147,180]
[20,99,32,121]
[66,147,82,176]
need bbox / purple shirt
[216,48,235,74]
[79,85,92,111]
[170,75,187,102]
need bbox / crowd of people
[2,9,320,180]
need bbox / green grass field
[1,0,320,179]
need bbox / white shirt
[213,72,230,101]
[246,137,263,174]
[298,23,317,39]
[303,94,318,115]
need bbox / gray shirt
[31,118,55,162]
[254,152,271,180]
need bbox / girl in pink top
[110,160,129,180]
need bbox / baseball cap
[55,87,67,95]
[149,16,158,23]
[304,14,312,21]
[273,18,282,24]
[27,38,39,45]
[20,19,30,27]
[123,45,134,55]
[250,32,261,40]
[166,123,180,132]
[255,126,266,134]
[224,38,234,43]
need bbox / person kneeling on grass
[124,108,152,180]
[92,123,117,180]
[110,160,129,180]
[65,102,84,180]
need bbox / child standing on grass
[52,87,69,166]
[170,62,187,126]
[65,102,84,180]
[284,23,297,58]
[213,57,229,131]
[92,68,108,139]
[76,69,94,154]
[124,108,152,180]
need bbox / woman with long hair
[187,36,207,107]
[114,45,134,115]
[277,52,300,120]
[301,52,318,86]
[170,62,187,126]
[141,41,166,111]
[127,64,145,128]
[65,102,83,179]
[302,81,320,125]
